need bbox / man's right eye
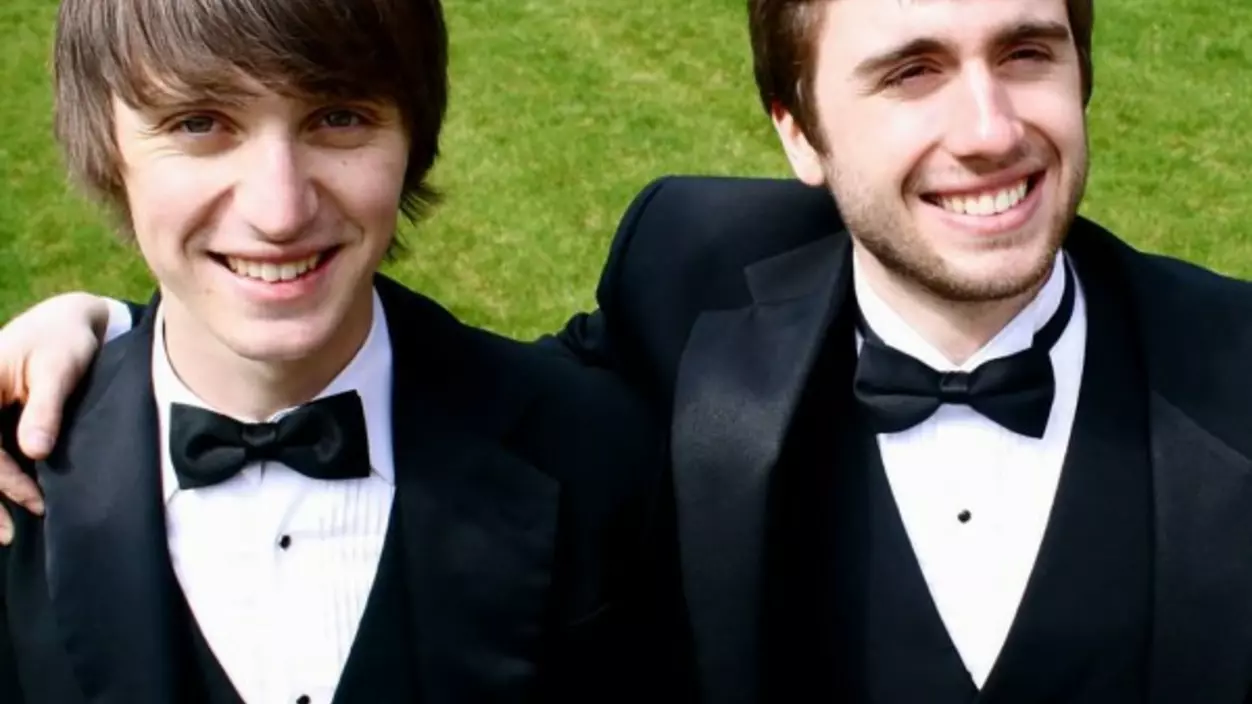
[883,63,938,90]
[173,115,218,134]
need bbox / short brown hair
[749,0,1095,152]
[54,0,447,231]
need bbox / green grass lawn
[1,0,1249,339]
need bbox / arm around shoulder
[542,177,672,371]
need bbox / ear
[771,102,826,187]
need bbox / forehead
[819,0,1072,62]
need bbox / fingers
[0,448,41,512]
[0,443,35,546]
[0,293,108,531]
[15,334,95,461]
[16,389,63,460]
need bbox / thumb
[15,352,84,460]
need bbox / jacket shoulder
[1134,250,1252,311]
[1075,218,1252,456]
[378,276,663,499]
[590,176,844,395]
[601,175,843,312]
[1077,216,1252,329]
[1137,250,1252,455]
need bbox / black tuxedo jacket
[554,176,1252,704]
[0,275,663,704]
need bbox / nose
[943,65,1025,164]
[234,135,319,241]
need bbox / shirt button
[279,535,292,550]
[957,510,972,524]
[297,696,310,704]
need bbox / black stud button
[957,510,972,524]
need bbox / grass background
[1,0,1249,339]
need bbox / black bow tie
[852,263,1075,439]
[169,391,372,490]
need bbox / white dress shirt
[853,253,1087,688]
[152,291,396,704]
[103,298,135,345]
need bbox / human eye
[150,111,235,154]
[169,113,223,135]
[1005,44,1055,64]
[882,62,942,93]
[315,108,372,130]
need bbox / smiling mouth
[921,173,1044,216]
[210,247,340,283]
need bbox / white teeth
[976,193,995,215]
[938,179,1030,217]
[224,254,321,282]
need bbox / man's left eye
[321,110,363,128]
[1007,47,1051,63]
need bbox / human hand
[0,293,113,543]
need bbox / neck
[854,246,1048,366]
[161,295,374,422]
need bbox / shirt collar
[853,251,1069,372]
[153,289,395,503]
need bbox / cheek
[124,158,224,250]
[820,91,943,189]
[824,114,931,194]
[323,151,409,229]
[1011,86,1087,149]
[1052,106,1087,155]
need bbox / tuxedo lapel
[1146,392,1252,703]
[37,303,186,704]
[1062,227,1252,702]
[670,234,850,703]
[375,278,560,703]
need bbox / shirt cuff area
[103,298,135,344]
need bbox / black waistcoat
[175,498,419,704]
[763,263,1154,704]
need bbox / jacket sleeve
[538,178,671,371]
[539,309,615,368]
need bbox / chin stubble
[827,152,1088,305]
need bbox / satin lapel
[39,306,183,704]
[1062,226,1252,702]
[377,278,560,703]
[671,235,850,704]
[1147,392,1252,703]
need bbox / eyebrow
[134,90,257,115]
[852,20,1074,80]
[127,69,276,110]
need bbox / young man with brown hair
[6,0,1252,703]
[0,1,660,702]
